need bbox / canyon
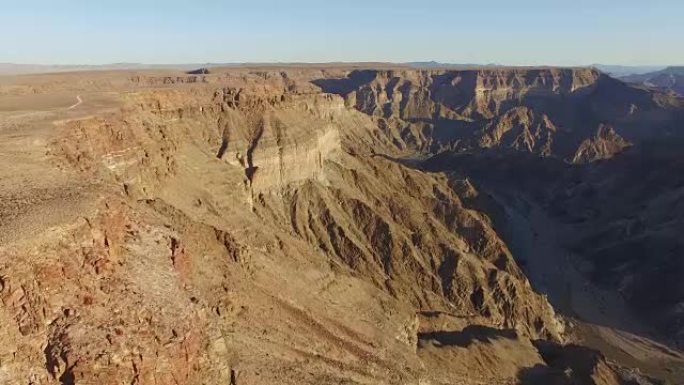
[1,66,683,385]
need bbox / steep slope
[420,150,684,383]
[0,69,635,385]
[313,68,684,382]
[316,68,684,162]
[549,141,684,347]
[0,67,681,385]
[571,124,631,164]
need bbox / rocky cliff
[317,68,684,162]
[1,67,682,384]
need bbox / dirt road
[0,93,100,245]
[67,94,83,109]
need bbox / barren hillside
[0,67,683,385]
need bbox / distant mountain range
[591,64,667,77]
[407,63,671,76]
[620,66,684,96]
[408,63,673,76]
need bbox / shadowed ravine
[482,186,684,380]
[416,153,684,382]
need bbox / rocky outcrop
[18,70,573,384]
[478,106,558,155]
[212,88,345,193]
[48,75,564,339]
[2,67,681,384]
[340,68,600,119]
[572,124,631,164]
[268,155,563,340]
[0,202,230,385]
[315,68,684,161]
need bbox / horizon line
[0,61,678,67]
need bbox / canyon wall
[3,67,681,384]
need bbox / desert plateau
[0,64,682,384]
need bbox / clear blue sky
[1,0,682,65]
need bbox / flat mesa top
[0,62,596,77]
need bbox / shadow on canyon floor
[417,325,519,349]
